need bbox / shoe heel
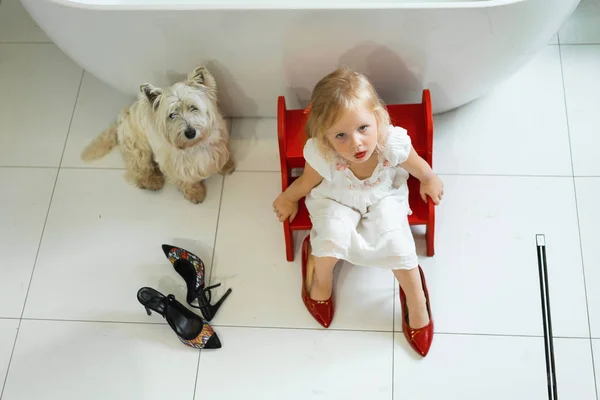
[208,288,232,319]
[399,266,434,357]
[197,287,232,321]
[194,282,232,321]
[145,307,152,316]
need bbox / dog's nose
[184,127,196,139]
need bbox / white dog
[81,66,234,203]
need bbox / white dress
[304,124,418,270]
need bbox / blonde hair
[305,66,391,160]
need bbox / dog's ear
[140,83,163,110]
[188,66,217,91]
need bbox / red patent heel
[399,266,434,357]
[301,236,334,328]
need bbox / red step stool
[277,89,435,262]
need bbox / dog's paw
[220,158,235,175]
[181,181,206,204]
[138,173,165,191]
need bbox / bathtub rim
[36,0,524,12]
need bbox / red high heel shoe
[399,266,434,357]
[301,236,334,328]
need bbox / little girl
[272,67,443,357]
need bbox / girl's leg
[304,198,357,301]
[393,267,430,329]
[306,252,338,301]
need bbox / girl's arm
[273,163,323,222]
[281,162,323,202]
[400,145,436,182]
[400,146,444,205]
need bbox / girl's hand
[273,194,299,222]
[420,175,444,205]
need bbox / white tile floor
[0,0,599,399]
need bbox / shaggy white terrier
[81,66,234,203]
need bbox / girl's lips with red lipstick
[354,151,367,159]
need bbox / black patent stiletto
[137,287,221,349]
[161,244,232,321]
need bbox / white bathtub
[21,0,579,117]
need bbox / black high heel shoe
[137,287,221,349]
[161,244,232,322]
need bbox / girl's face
[326,105,378,164]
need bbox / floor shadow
[204,59,259,118]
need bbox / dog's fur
[81,66,234,203]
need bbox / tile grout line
[20,318,165,326]
[190,173,226,400]
[12,315,600,336]
[57,70,86,170]
[1,165,595,178]
[0,146,54,400]
[207,177,227,284]
[0,165,65,169]
[58,69,85,172]
[191,352,201,400]
[0,327,17,400]
[558,43,599,400]
[0,70,85,400]
[554,42,600,46]
[0,41,53,44]
[557,43,576,179]
[6,42,600,46]
[571,178,599,389]
[10,315,585,338]
[435,173,575,178]
[570,179,598,398]
[2,170,600,179]
[191,118,230,400]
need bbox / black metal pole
[536,234,558,400]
